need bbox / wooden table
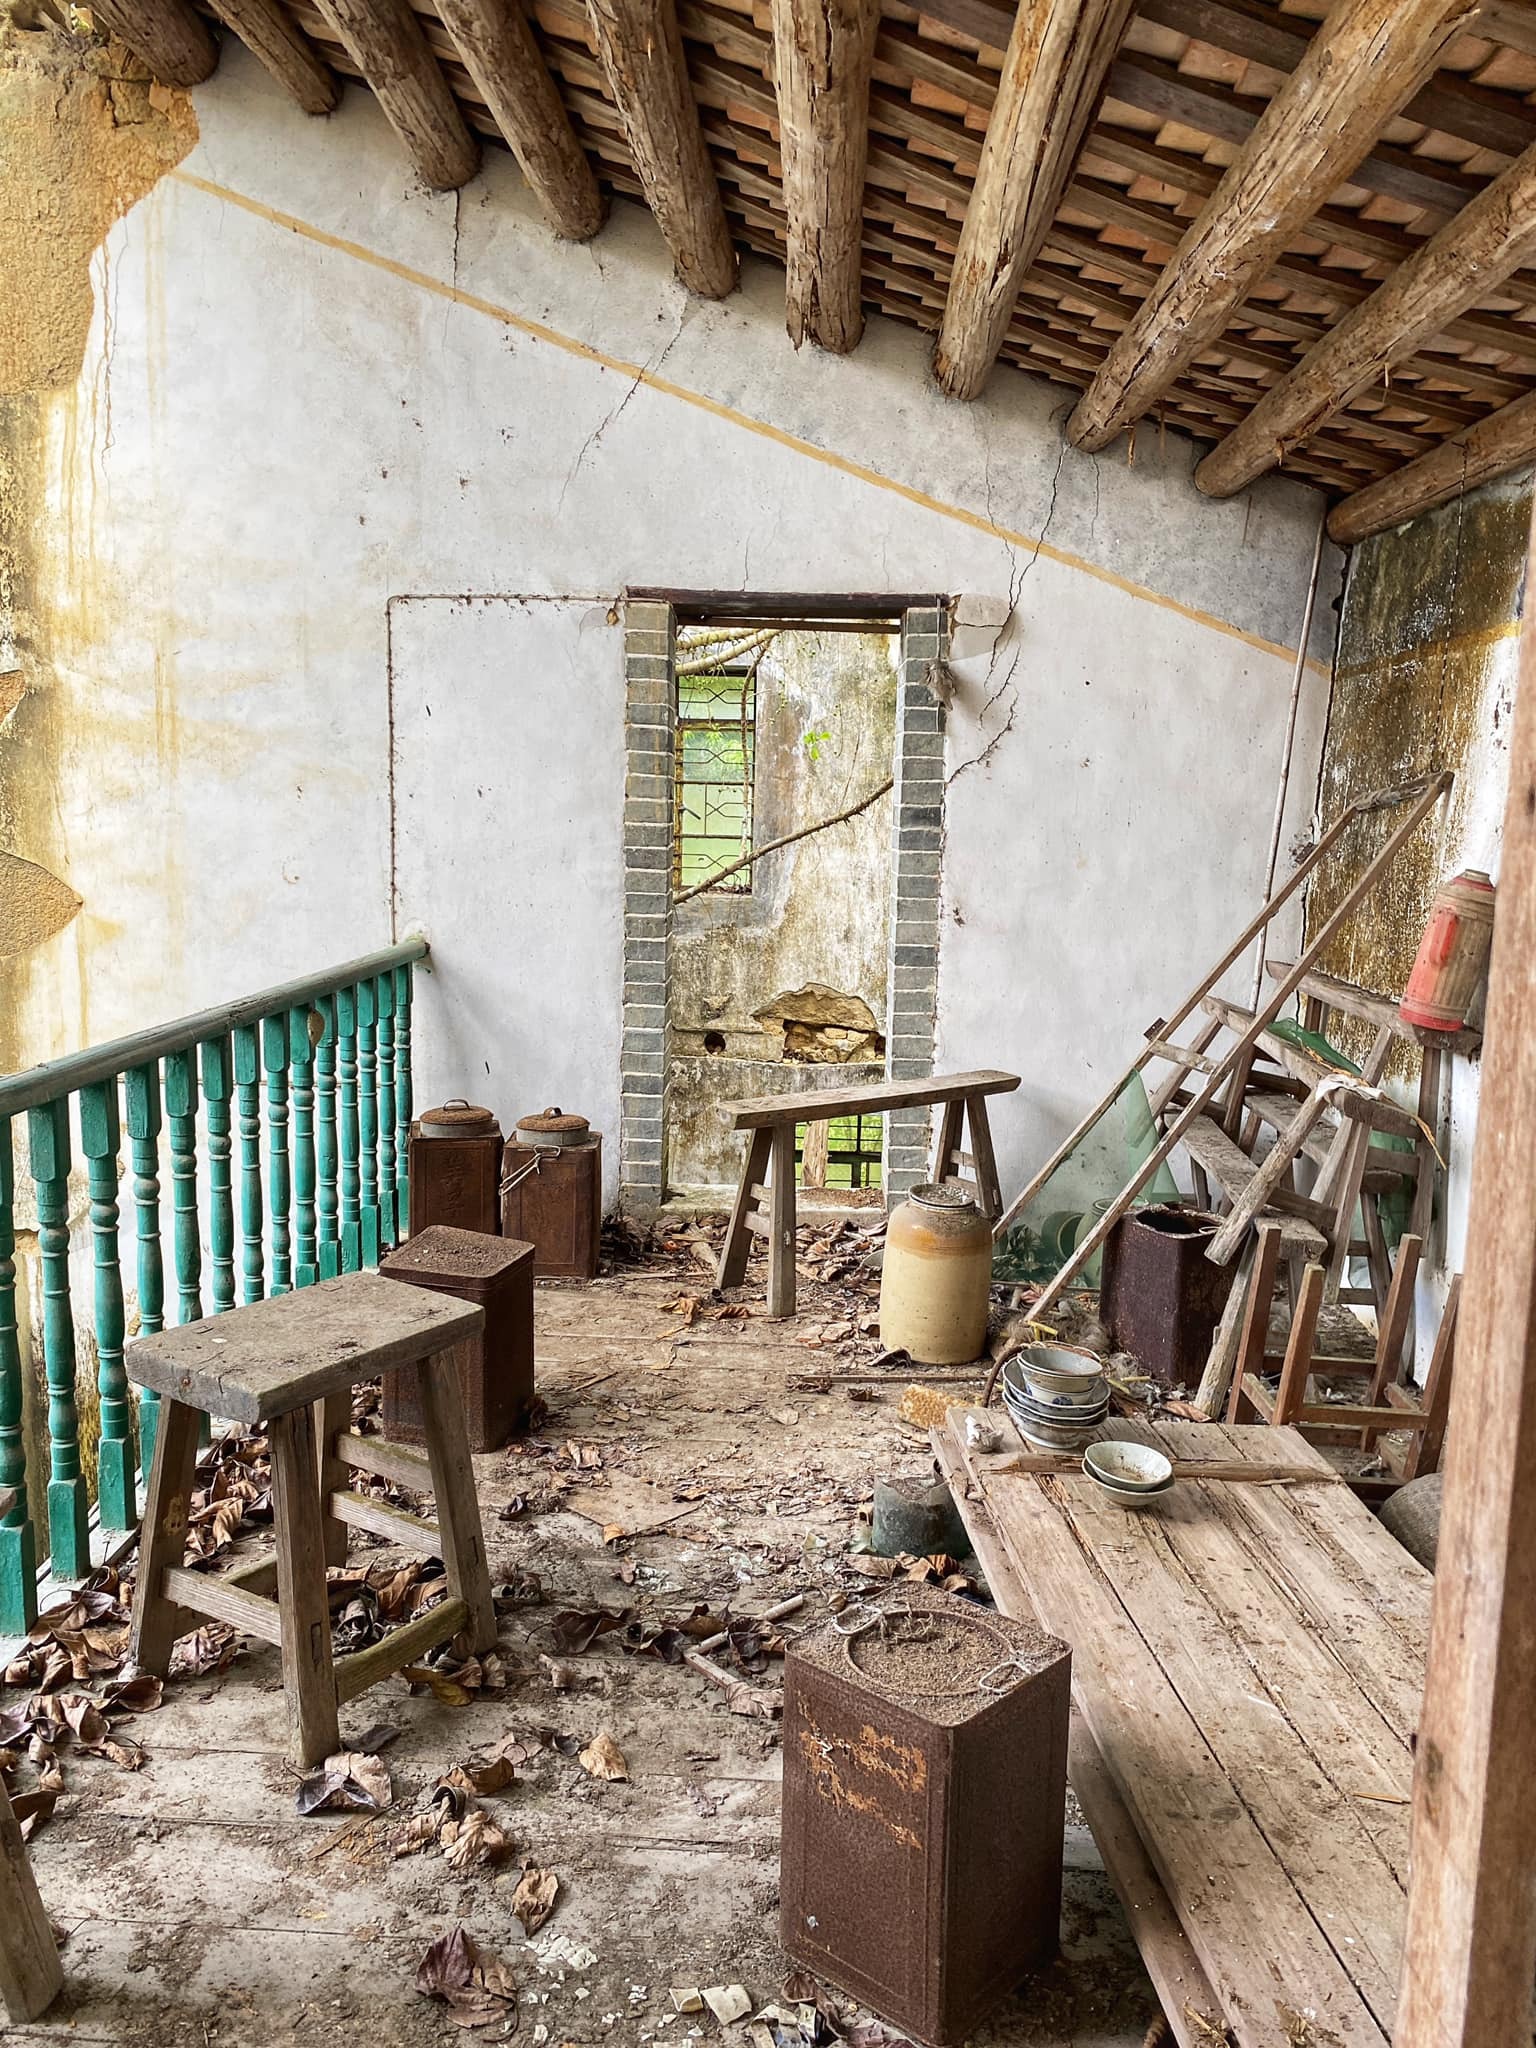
[716,1069,1019,1316]
[933,1407,1429,2048]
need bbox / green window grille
[795,1113,884,1190]
[675,670,755,893]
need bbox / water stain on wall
[1308,473,1527,1069]
[0,16,197,1070]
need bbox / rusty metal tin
[500,1133,602,1280]
[1098,1202,1236,1393]
[379,1226,535,1450]
[408,1112,503,1237]
[781,1585,1071,2046]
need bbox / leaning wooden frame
[982,770,1452,1406]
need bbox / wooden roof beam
[1196,141,1536,497]
[435,0,604,237]
[1065,0,1486,455]
[771,0,880,351]
[316,0,480,188]
[208,0,337,114]
[1327,387,1536,544]
[933,0,1137,401]
[585,0,737,296]
[89,0,218,85]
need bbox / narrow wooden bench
[716,1070,1019,1316]
[127,1273,498,1764]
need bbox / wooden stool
[128,1273,497,1765]
[716,1070,1020,1318]
[0,1779,61,2022]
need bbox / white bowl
[1084,1472,1173,1511]
[1083,1442,1174,1493]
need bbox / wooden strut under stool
[127,1273,498,1765]
[1227,1222,1460,1482]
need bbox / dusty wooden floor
[9,1235,1161,2048]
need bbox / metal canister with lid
[407,1099,503,1237]
[879,1181,993,1366]
[499,1108,603,1280]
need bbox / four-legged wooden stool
[128,1272,497,1764]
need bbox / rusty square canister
[379,1226,534,1451]
[407,1102,503,1238]
[781,1585,1071,2046]
[1099,1201,1236,1393]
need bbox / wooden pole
[933,0,1136,401]
[1328,388,1536,549]
[208,0,336,113]
[771,0,880,353]
[436,0,606,240]
[315,0,480,191]
[1395,510,1536,2048]
[89,0,218,85]
[1196,140,1536,499]
[585,0,737,299]
[1064,0,1478,454]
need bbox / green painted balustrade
[0,941,426,1633]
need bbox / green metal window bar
[0,939,426,1634]
[675,669,756,893]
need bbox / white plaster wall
[17,43,1339,1214]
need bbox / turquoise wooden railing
[0,941,425,1634]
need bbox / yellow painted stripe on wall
[170,169,1330,678]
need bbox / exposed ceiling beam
[207,0,336,114]
[1326,387,1536,544]
[771,0,881,351]
[1138,0,1536,163]
[435,0,604,237]
[585,0,737,296]
[315,0,480,188]
[932,0,1137,401]
[1104,52,1483,219]
[90,0,219,85]
[1196,141,1536,497]
[1064,0,1484,454]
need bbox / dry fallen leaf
[296,1750,393,1816]
[441,1808,510,1871]
[511,1864,559,1933]
[442,1754,517,1799]
[577,1731,628,1781]
[414,1925,519,2031]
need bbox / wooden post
[933,0,1135,400]
[315,0,480,191]
[208,0,336,113]
[585,0,737,298]
[1396,506,1536,2048]
[79,1081,135,1535]
[435,0,606,240]
[767,1123,798,1318]
[0,1780,61,2023]
[770,0,879,353]
[28,1101,89,1582]
[1065,0,1479,453]
[90,0,218,85]
[1224,1221,1282,1423]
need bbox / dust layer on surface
[0,18,197,1069]
[1306,471,1529,1070]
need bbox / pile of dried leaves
[415,1925,519,2032]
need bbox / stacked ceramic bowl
[1000,1341,1109,1451]
[1082,1440,1175,1510]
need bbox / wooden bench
[935,1404,1431,2047]
[127,1273,498,1764]
[716,1070,1019,1316]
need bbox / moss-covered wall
[1313,471,1526,1364]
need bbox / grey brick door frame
[618,597,949,1213]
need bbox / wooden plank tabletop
[724,1068,1020,1127]
[126,1272,483,1422]
[938,1406,1431,2048]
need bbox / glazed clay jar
[879,1182,993,1366]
